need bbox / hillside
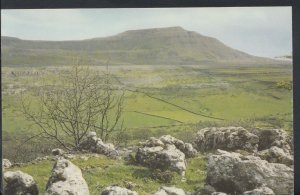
[1,26,277,66]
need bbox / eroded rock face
[206,150,293,195]
[141,135,197,158]
[243,186,275,195]
[256,146,293,166]
[154,186,186,195]
[251,128,293,154]
[194,127,259,152]
[136,144,186,176]
[3,158,12,169]
[79,132,118,158]
[4,171,38,195]
[101,186,138,195]
[44,158,89,195]
[159,135,197,158]
[135,135,193,176]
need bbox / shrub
[276,80,292,90]
[150,169,176,183]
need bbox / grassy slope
[2,64,292,194]
[1,27,273,66]
[2,64,292,132]
[7,155,206,195]
[2,64,293,160]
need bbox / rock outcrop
[154,186,186,195]
[52,148,65,156]
[141,135,197,158]
[251,128,293,153]
[135,135,196,176]
[101,186,138,195]
[118,147,135,161]
[194,127,259,152]
[44,158,90,195]
[251,128,293,166]
[3,158,12,169]
[256,146,293,166]
[2,127,293,195]
[79,132,119,158]
[206,149,293,195]
[198,184,217,195]
[197,185,228,195]
[136,144,186,176]
[243,186,275,195]
[4,171,38,195]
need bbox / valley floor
[2,64,293,162]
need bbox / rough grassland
[2,64,293,162]
[2,64,292,193]
[7,155,206,195]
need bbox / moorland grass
[7,155,206,195]
[2,65,293,162]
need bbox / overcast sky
[1,7,292,58]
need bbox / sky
[1,7,292,58]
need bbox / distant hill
[274,54,292,61]
[1,26,280,66]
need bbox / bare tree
[21,62,125,150]
[97,63,126,142]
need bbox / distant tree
[21,62,125,150]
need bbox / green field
[2,64,293,162]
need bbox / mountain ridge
[1,26,281,66]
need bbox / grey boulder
[154,186,186,195]
[196,185,227,195]
[206,149,293,195]
[136,144,186,176]
[194,127,259,152]
[256,146,293,166]
[243,186,275,195]
[3,158,12,169]
[141,135,197,158]
[79,131,119,158]
[101,186,138,195]
[51,148,65,156]
[44,158,89,195]
[251,128,293,154]
[4,170,38,195]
